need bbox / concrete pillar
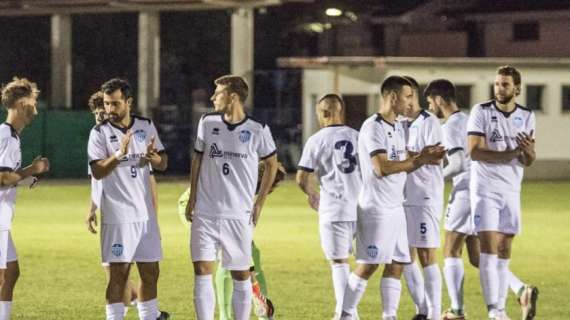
[138,11,160,117]
[50,14,72,108]
[231,8,254,106]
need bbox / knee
[230,270,250,281]
[193,261,214,276]
[355,264,378,279]
[140,266,160,284]
[417,249,436,267]
[382,264,404,278]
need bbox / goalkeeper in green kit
[178,162,286,320]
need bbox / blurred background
[0,0,569,177]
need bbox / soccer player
[296,94,361,320]
[0,77,49,320]
[467,66,536,320]
[400,76,444,320]
[185,75,278,320]
[87,78,168,320]
[340,76,445,320]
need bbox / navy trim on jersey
[516,103,532,112]
[201,112,221,120]
[0,166,13,172]
[297,166,314,173]
[492,101,519,118]
[246,115,267,128]
[88,159,102,166]
[480,101,494,108]
[370,149,387,157]
[374,113,395,128]
[408,110,430,126]
[325,124,345,128]
[132,115,151,124]
[467,131,485,136]
[223,115,249,131]
[193,148,204,154]
[447,147,463,156]
[93,120,109,133]
[260,149,277,160]
[3,122,19,139]
[108,116,135,133]
[450,110,461,116]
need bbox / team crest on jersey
[239,130,252,143]
[209,143,223,158]
[513,116,524,128]
[134,129,146,143]
[490,129,503,142]
[367,245,378,258]
[474,214,481,227]
[111,243,124,257]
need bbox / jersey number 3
[334,140,357,174]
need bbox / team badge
[134,129,146,143]
[367,245,378,258]
[474,214,481,227]
[111,243,124,257]
[513,116,524,128]
[239,130,252,143]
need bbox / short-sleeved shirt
[193,113,276,220]
[297,125,361,222]
[442,111,470,192]
[0,123,21,231]
[87,116,165,224]
[404,110,444,207]
[467,100,536,194]
[358,114,408,212]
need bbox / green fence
[1,109,94,178]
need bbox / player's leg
[250,242,274,320]
[417,248,442,320]
[465,235,480,268]
[382,262,405,320]
[107,262,132,319]
[403,248,429,317]
[191,216,219,320]
[251,242,268,296]
[442,231,468,318]
[214,262,233,320]
[0,231,18,320]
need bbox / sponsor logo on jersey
[212,128,220,135]
[389,146,397,160]
[134,129,147,143]
[513,116,524,128]
[367,245,378,258]
[239,130,251,143]
[110,135,118,143]
[111,243,124,257]
[209,143,223,158]
[490,129,503,142]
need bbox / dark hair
[88,91,104,111]
[101,78,133,101]
[1,77,40,109]
[497,65,521,86]
[402,75,420,92]
[380,76,413,97]
[318,93,345,112]
[214,75,249,103]
[424,79,456,103]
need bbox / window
[525,85,544,111]
[562,86,570,112]
[513,22,539,41]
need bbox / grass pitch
[9,179,570,319]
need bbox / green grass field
[8,179,570,319]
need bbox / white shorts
[355,206,411,265]
[319,220,356,260]
[0,231,17,269]
[405,205,442,248]
[472,191,521,235]
[191,215,253,271]
[101,216,162,264]
[444,189,476,235]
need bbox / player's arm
[86,199,98,234]
[0,156,49,187]
[516,132,536,167]
[150,174,158,212]
[371,144,445,177]
[90,131,133,180]
[185,151,203,222]
[253,154,278,225]
[468,135,520,163]
[145,136,168,172]
[443,149,466,179]
[296,169,319,211]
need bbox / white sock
[403,263,428,315]
[443,257,464,311]
[106,302,125,320]
[497,259,510,310]
[381,277,402,318]
[331,263,350,315]
[479,253,499,313]
[341,273,368,316]
[137,298,158,320]
[194,274,215,320]
[424,264,442,320]
[0,301,12,320]
[232,278,253,320]
[508,270,524,295]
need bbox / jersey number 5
[334,140,357,174]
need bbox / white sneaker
[518,284,539,320]
[489,310,510,320]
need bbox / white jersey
[358,114,408,212]
[404,110,444,207]
[194,113,276,220]
[442,111,470,192]
[467,100,535,194]
[298,125,361,222]
[0,123,21,231]
[87,116,164,224]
